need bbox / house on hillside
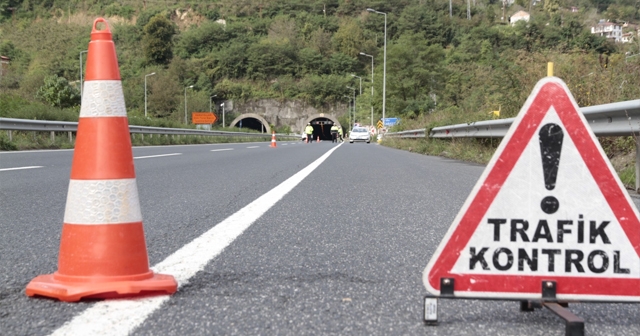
[591,20,623,42]
[510,11,530,26]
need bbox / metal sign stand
[424,278,586,336]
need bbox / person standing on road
[338,126,343,143]
[305,123,314,144]
[330,123,339,143]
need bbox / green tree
[332,19,366,57]
[544,0,560,14]
[143,15,176,65]
[36,74,80,108]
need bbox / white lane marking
[210,148,234,152]
[0,166,44,172]
[246,146,259,148]
[281,144,288,146]
[50,143,343,336]
[133,153,181,160]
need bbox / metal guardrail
[384,99,640,138]
[429,99,640,138]
[0,118,300,139]
[384,99,640,191]
[384,129,426,138]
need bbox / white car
[349,127,371,143]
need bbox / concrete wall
[228,99,347,133]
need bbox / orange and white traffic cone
[25,18,177,302]
[270,131,277,148]
[317,135,320,143]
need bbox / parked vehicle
[349,127,371,143]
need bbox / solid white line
[0,166,43,172]
[210,148,234,152]
[133,153,182,160]
[50,143,343,336]
[246,146,259,148]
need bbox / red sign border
[423,78,640,301]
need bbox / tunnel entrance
[235,118,266,133]
[309,118,337,141]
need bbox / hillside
[0,1,639,184]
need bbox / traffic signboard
[376,120,383,129]
[423,77,640,301]
[192,112,217,124]
[383,118,399,126]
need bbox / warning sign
[192,112,217,124]
[422,77,640,302]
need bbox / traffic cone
[270,131,277,148]
[25,18,177,302]
[317,135,320,143]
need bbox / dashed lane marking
[134,153,182,160]
[0,166,43,172]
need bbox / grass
[381,127,637,190]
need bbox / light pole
[343,95,352,130]
[144,72,156,118]
[209,95,217,112]
[359,52,374,128]
[79,50,88,101]
[184,85,193,124]
[347,86,356,129]
[351,74,362,95]
[366,8,386,126]
[220,102,225,127]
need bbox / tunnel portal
[309,118,338,141]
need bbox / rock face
[228,99,347,133]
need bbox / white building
[591,20,623,42]
[510,11,530,26]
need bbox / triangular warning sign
[423,77,640,302]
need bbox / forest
[0,0,639,130]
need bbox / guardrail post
[68,132,73,143]
[141,133,144,141]
[7,130,12,141]
[50,131,55,142]
[636,136,640,193]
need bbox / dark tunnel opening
[310,118,337,141]
[236,118,267,133]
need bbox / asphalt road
[1,140,640,335]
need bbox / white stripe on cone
[80,80,127,118]
[64,179,143,225]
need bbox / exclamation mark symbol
[539,123,563,214]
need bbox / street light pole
[79,50,88,101]
[347,86,356,129]
[220,102,225,127]
[209,95,217,113]
[359,52,374,128]
[366,8,387,126]
[351,74,362,95]
[343,95,352,130]
[184,85,193,124]
[144,72,156,118]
